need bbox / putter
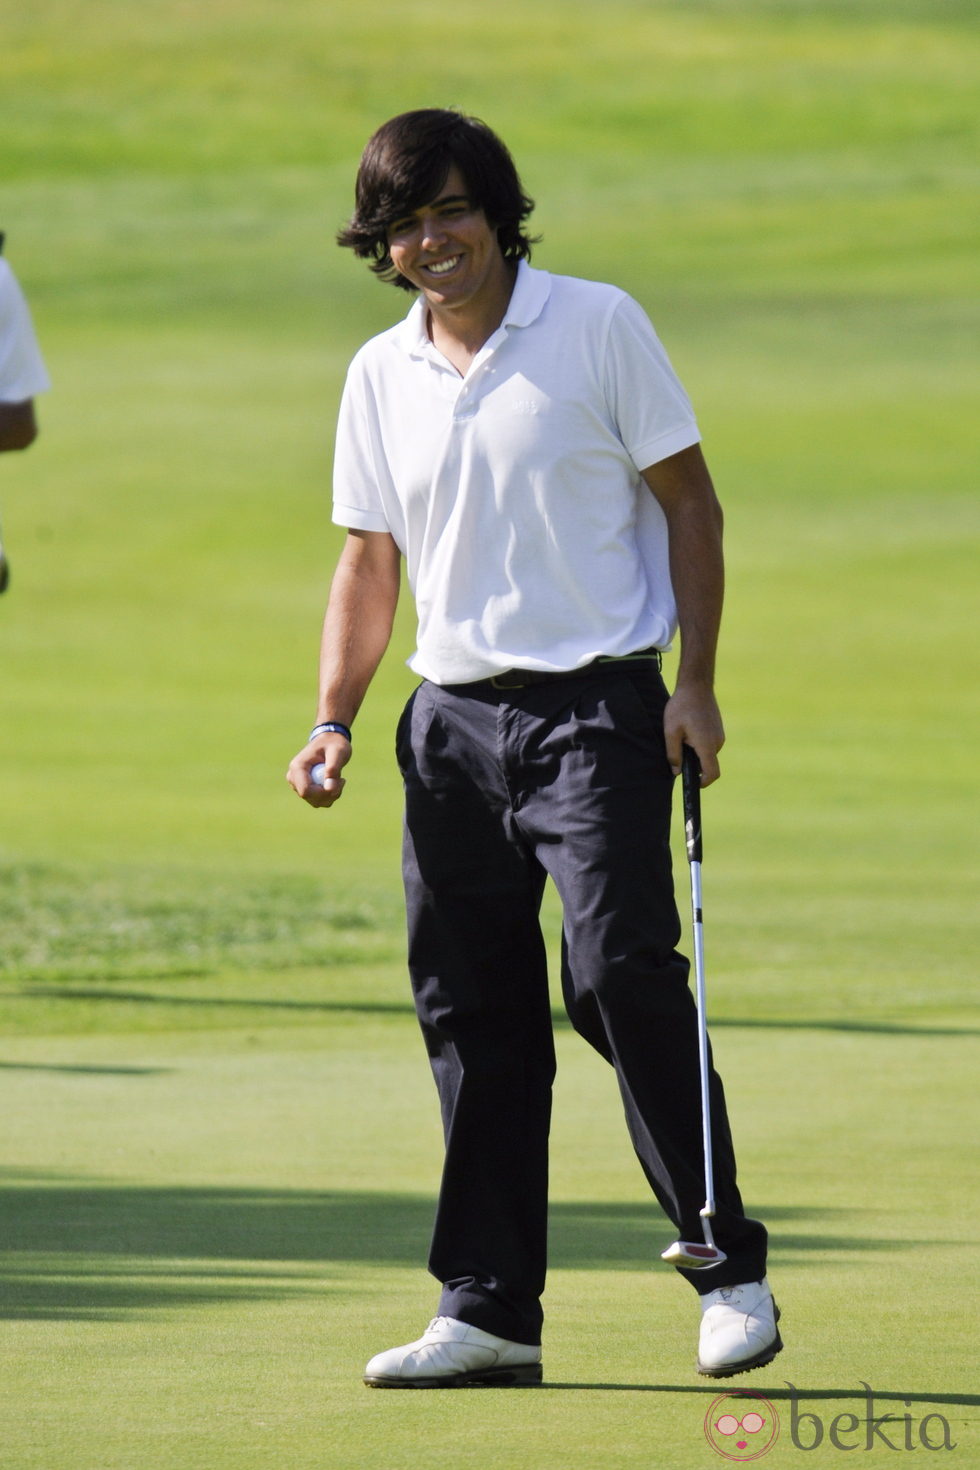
[660,745,727,1270]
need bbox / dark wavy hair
[337,109,538,290]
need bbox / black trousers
[396,664,768,1346]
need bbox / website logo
[705,1390,780,1461]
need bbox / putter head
[660,1239,728,1269]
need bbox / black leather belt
[480,648,662,691]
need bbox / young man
[287,109,781,1387]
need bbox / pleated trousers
[396,664,768,1345]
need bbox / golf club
[660,744,728,1270]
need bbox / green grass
[0,1022,975,1467]
[0,0,977,1465]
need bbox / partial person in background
[0,233,51,592]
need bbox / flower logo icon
[705,1390,780,1461]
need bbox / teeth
[427,256,460,276]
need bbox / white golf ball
[310,763,326,787]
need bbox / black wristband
[310,721,352,744]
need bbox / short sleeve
[0,261,50,401]
[603,293,699,471]
[331,356,393,533]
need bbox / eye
[387,216,416,239]
[742,1413,765,1434]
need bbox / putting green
[0,1019,974,1468]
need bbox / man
[0,234,50,591]
[287,109,781,1387]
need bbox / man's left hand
[664,682,725,786]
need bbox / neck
[427,260,518,361]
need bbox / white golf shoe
[363,1316,543,1388]
[696,1278,783,1377]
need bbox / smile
[424,256,461,276]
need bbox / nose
[419,214,448,251]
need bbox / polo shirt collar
[502,259,552,328]
[395,260,552,358]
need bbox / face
[385,164,513,318]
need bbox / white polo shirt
[0,259,50,402]
[333,261,699,685]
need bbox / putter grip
[682,745,703,863]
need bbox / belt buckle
[490,671,526,690]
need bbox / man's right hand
[286,528,400,810]
[286,734,352,808]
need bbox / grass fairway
[1,0,977,1465]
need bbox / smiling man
[382,164,515,376]
[286,109,781,1387]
